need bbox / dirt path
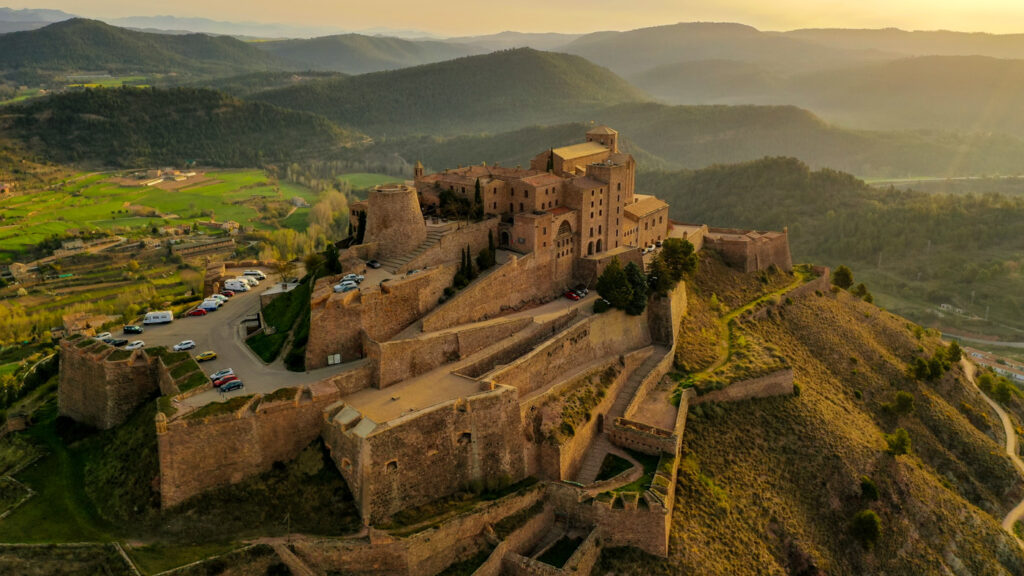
[961,359,1024,543]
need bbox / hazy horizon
[6,0,1024,37]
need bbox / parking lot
[126,268,349,409]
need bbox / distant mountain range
[255,34,484,74]
[0,6,73,33]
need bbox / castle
[57,128,796,576]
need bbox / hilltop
[0,18,285,82]
[639,157,1024,335]
[4,87,361,167]
[256,33,484,74]
[251,48,649,136]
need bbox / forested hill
[5,88,361,167]
[0,18,284,79]
[251,48,650,137]
[641,157,1024,332]
[256,34,484,74]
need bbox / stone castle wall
[365,317,532,389]
[364,185,427,260]
[690,368,795,406]
[157,380,345,507]
[485,309,652,397]
[306,264,456,369]
[421,252,570,332]
[400,218,498,275]
[547,482,671,557]
[58,338,158,430]
[704,228,793,273]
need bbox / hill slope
[5,88,360,167]
[784,27,1024,60]
[603,272,1024,573]
[251,48,649,137]
[0,18,285,80]
[256,34,484,74]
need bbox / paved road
[954,335,1024,350]
[126,268,348,409]
[961,359,1024,544]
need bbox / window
[590,201,594,208]
[659,216,663,223]
[511,188,515,197]
[543,241,547,247]
[599,210,602,216]
[590,212,594,219]
[493,202,497,209]
[617,182,621,191]
[591,190,594,196]
[520,202,524,212]
[599,198,603,206]
[386,460,398,472]
[458,432,472,445]
[543,227,547,234]
[589,227,594,237]
[509,203,513,212]
[525,190,529,198]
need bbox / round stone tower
[364,184,427,260]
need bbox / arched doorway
[587,241,594,255]
[500,231,511,247]
[596,239,602,253]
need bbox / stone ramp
[609,346,669,420]
[378,229,446,273]
[271,542,320,576]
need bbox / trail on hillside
[961,358,1024,544]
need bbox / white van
[236,276,259,287]
[224,279,249,292]
[200,299,221,310]
[243,270,267,280]
[143,311,174,324]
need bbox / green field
[66,76,147,89]
[0,170,319,256]
[337,172,402,190]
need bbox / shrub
[596,258,632,310]
[850,509,881,549]
[860,476,879,501]
[885,428,911,455]
[832,265,854,290]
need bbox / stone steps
[384,231,447,273]
[609,346,668,420]
[575,435,614,484]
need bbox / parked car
[94,332,112,340]
[219,290,235,298]
[123,325,143,335]
[195,351,217,362]
[573,285,589,296]
[173,340,196,351]
[564,291,581,301]
[220,380,244,392]
[572,289,587,299]
[208,294,229,303]
[209,368,234,380]
[126,341,145,350]
[243,270,267,280]
[143,310,173,324]
[238,276,259,287]
[187,309,208,317]
[103,338,128,347]
[655,240,663,247]
[342,273,364,283]
[223,280,249,292]
[333,281,358,293]
[367,260,382,269]
[214,374,240,387]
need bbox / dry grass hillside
[601,276,1024,574]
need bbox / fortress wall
[400,218,498,274]
[364,185,427,260]
[456,313,578,380]
[58,339,158,430]
[421,252,570,332]
[158,383,344,507]
[704,229,793,273]
[621,351,676,424]
[647,284,687,347]
[322,408,369,519]
[546,482,670,557]
[361,387,526,524]
[291,536,409,576]
[574,249,644,289]
[306,265,455,369]
[473,505,555,576]
[486,309,652,397]
[690,368,794,406]
[368,317,531,389]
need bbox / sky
[8,0,1024,36]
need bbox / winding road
[960,359,1024,542]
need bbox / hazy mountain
[0,7,74,23]
[105,15,348,39]
[3,87,360,167]
[784,27,1024,60]
[633,54,1024,138]
[0,18,285,80]
[252,48,649,136]
[443,31,583,51]
[561,22,889,75]
[256,34,485,74]
[192,70,347,97]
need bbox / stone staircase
[271,542,319,576]
[575,434,616,484]
[609,346,669,420]
[378,229,447,273]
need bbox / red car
[213,374,240,387]
[564,291,581,301]
[187,309,208,317]
[219,290,235,297]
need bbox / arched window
[587,242,594,255]
[596,239,603,252]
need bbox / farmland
[0,170,319,261]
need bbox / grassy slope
[602,285,1024,573]
[257,33,483,74]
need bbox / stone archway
[587,241,594,256]
[596,239,603,253]
[500,231,511,247]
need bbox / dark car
[123,325,143,335]
[103,338,128,347]
[367,260,382,269]
[220,380,244,392]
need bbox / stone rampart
[421,252,570,332]
[400,218,498,274]
[364,185,427,260]
[690,368,795,405]
[157,380,344,507]
[484,309,652,397]
[546,482,670,557]
[306,264,456,369]
[704,227,793,273]
[365,317,532,389]
[472,505,554,576]
[58,338,159,430]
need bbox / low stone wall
[400,218,498,275]
[365,317,532,389]
[472,505,554,576]
[157,380,344,507]
[607,418,676,456]
[546,482,671,557]
[690,368,795,405]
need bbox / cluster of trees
[908,341,961,382]
[0,352,58,412]
[831,265,873,303]
[978,371,1017,404]
[595,238,697,315]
